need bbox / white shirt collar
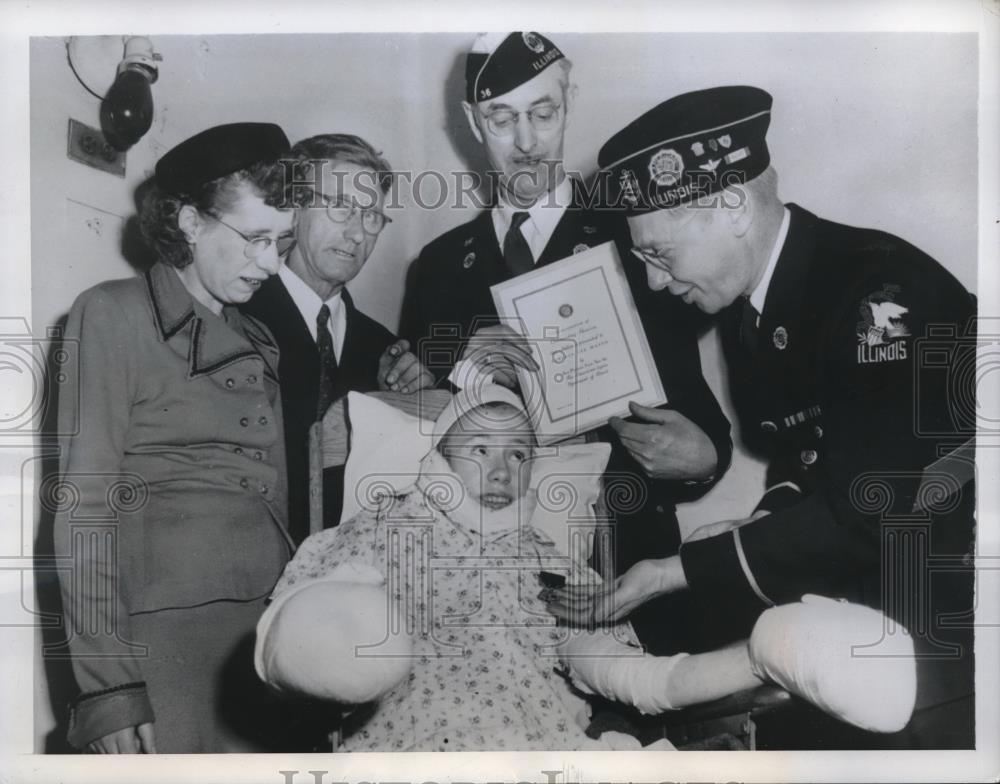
[491,176,573,264]
[749,206,791,316]
[277,264,346,359]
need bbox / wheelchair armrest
[658,684,793,727]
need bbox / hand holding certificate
[490,241,666,444]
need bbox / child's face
[440,407,534,510]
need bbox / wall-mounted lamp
[67,36,162,151]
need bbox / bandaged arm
[558,631,761,715]
[560,596,916,732]
[255,562,414,704]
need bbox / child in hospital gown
[263,389,671,751]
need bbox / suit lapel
[338,289,361,383]
[537,180,606,267]
[745,204,821,424]
[469,209,508,286]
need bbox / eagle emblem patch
[857,285,910,364]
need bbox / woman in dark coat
[54,123,298,753]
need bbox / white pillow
[339,392,612,559]
[339,392,433,524]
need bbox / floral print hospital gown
[269,477,641,752]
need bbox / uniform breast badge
[773,326,788,350]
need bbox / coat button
[225,378,235,389]
[239,417,249,427]
[761,421,778,433]
[247,374,258,384]
[655,504,665,514]
[258,416,269,426]
[239,478,250,489]
[254,451,264,461]
[814,425,824,438]
[234,447,244,455]
[800,449,818,465]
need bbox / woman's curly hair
[139,159,288,269]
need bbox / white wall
[30,32,978,748]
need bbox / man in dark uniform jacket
[244,134,432,543]
[557,85,977,748]
[400,33,734,654]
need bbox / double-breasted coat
[54,261,295,748]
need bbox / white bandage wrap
[558,631,690,716]
[254,563,414,704]
[748,594,917,733]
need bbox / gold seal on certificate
[490,241,666,444]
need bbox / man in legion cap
[547,85,977,748]
[400,33,734,657]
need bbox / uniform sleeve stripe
[764,480,802,496]
[734,527,775,607]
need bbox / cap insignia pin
[648,148,684,187]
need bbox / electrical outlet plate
[67,118,126,177]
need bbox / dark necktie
[503,211,534,276]
[740,297,759,352]
[316,303,338,420]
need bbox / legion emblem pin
[648,148,684,187]
[773,326,788,350]
[522,32,546,53]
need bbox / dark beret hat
[597,86,773,215]
[465,32,564,104]
[154,122,290,196]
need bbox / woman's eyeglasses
[210,215,297,259]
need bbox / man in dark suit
[550,86,976,748]
[244,134,432,543]
[400,33,733,654]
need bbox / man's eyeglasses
[210,215,297,259]
[630,247,673,273]
[303,189,392,236]
[481,103,563,138]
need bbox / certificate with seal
[490,241,666,444]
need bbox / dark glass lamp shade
[100,64,155,151]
